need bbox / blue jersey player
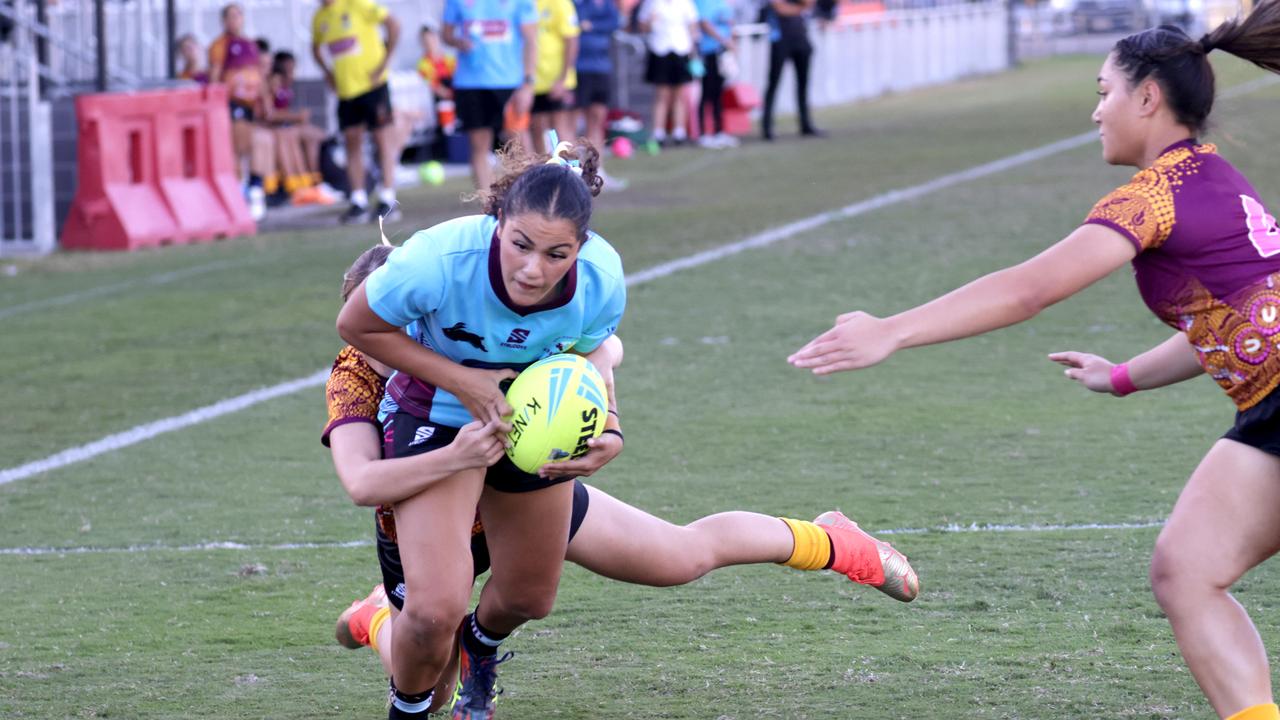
[337,139,624,720]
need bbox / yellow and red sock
[1227,703,1280,720]
[346,602,382,647]
[778,518,832,571]
[367,606,391,654]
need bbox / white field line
[2,75,1275,488]
[0,257,255,321]
[0,520,1167,556]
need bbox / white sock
[350,189,368,208]
[672,126,687,140]
[378,187,397,206]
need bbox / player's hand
[788,311,898,374]
[451,419,508,468]
[453,367,518,427]
[549,80,567,101]
[538,432,622,479]
[1048,351,1117,394]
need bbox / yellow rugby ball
[505,354,608,473]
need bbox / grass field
[3,54,1280,719]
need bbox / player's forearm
[886,265,1046,352]
[382,16,400,59]
[1124,332,1204,390]
[311,45,330,75]
[522,24,538,79]
[341,446,470,505]
[561,37,579,80]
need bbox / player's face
[497,213,582,306]
[1092,54,1142,166]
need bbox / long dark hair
[470,139,604,243]
[1112,0,1280,136]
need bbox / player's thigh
[566,485,689,582]
[478,481,575,600]
[394,468,485,611]
[1156,439,1280,587]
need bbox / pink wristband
[1110,363,1138,397]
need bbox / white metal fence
[1,0,56,256]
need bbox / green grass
[2,55,1280,718]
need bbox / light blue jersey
[695,0,732,55]
[366,214,625,428]
[444,0,538,89]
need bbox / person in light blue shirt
[694,0,738,148]
[443,0,539,191]
[337,139,625,720]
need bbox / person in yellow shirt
[311,0,402,224]
[530,0,580,154]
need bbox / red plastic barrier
[61,85,255,251]
[704,82,760,137]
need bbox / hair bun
[1198,33,1215,53]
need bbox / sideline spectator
[573,0,620,176]
[695,0,737,148]
[417,23,456,102]
[265,50,335,204]
[443,0,538,189]
[312,0,403,224]
[176,34,209,83]
[209,3,271,220]
[761,0,821,140]
[637,0,699,146]
[530,0,580,154]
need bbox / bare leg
[467,127,495,190]
[389,469,485,695]
[344,126,365,202]
[650,86,671,140]
[372,123,400,196]
[585,103,608,157]
[1150,439,1280,718]
[472,481,575,634]
[552,109,576,149]
[530,113,551,155]
[565,486,792,585]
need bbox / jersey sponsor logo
[443,322,488,351]
[408,425,436,446]
[327,37,359,57]
[501,327,531,349]
[463,19,512,42]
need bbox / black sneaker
[375,201,403,224]
[342,203,371,225]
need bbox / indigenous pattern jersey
[321,345,397,540]
[365,214,625,428]
[208,34,262,106]
[312,0,390,100]
[1085,140,1280,409]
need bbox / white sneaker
[597,168,629,191]
[248,186,267,221]
[715,133,740,148]
[697,135,722,149]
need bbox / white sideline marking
[0,520,1167,557]
[0,257,253,321]
[0,370,330,486]
[2,76,1275,487]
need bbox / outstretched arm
[789,223,1137,374]
[329,419,505,506]
[1049,331,1204,395]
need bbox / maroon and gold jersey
[1085,140,1280,410]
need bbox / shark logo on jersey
[443,322,487,351]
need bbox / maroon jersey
[1085,140,1280,409]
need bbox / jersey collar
[488,229,579,316]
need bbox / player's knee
[496,587,558,621]
[399,596,467,641]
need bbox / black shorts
[337,83,392,131]
[575,72,611,108]
[645,51,692,86]
[376,479,591,611]
[1224,388,1280,457]
[532,92,568,114]
[384,411,570,493]
[230,102,255,122]
[455,87,515,134]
